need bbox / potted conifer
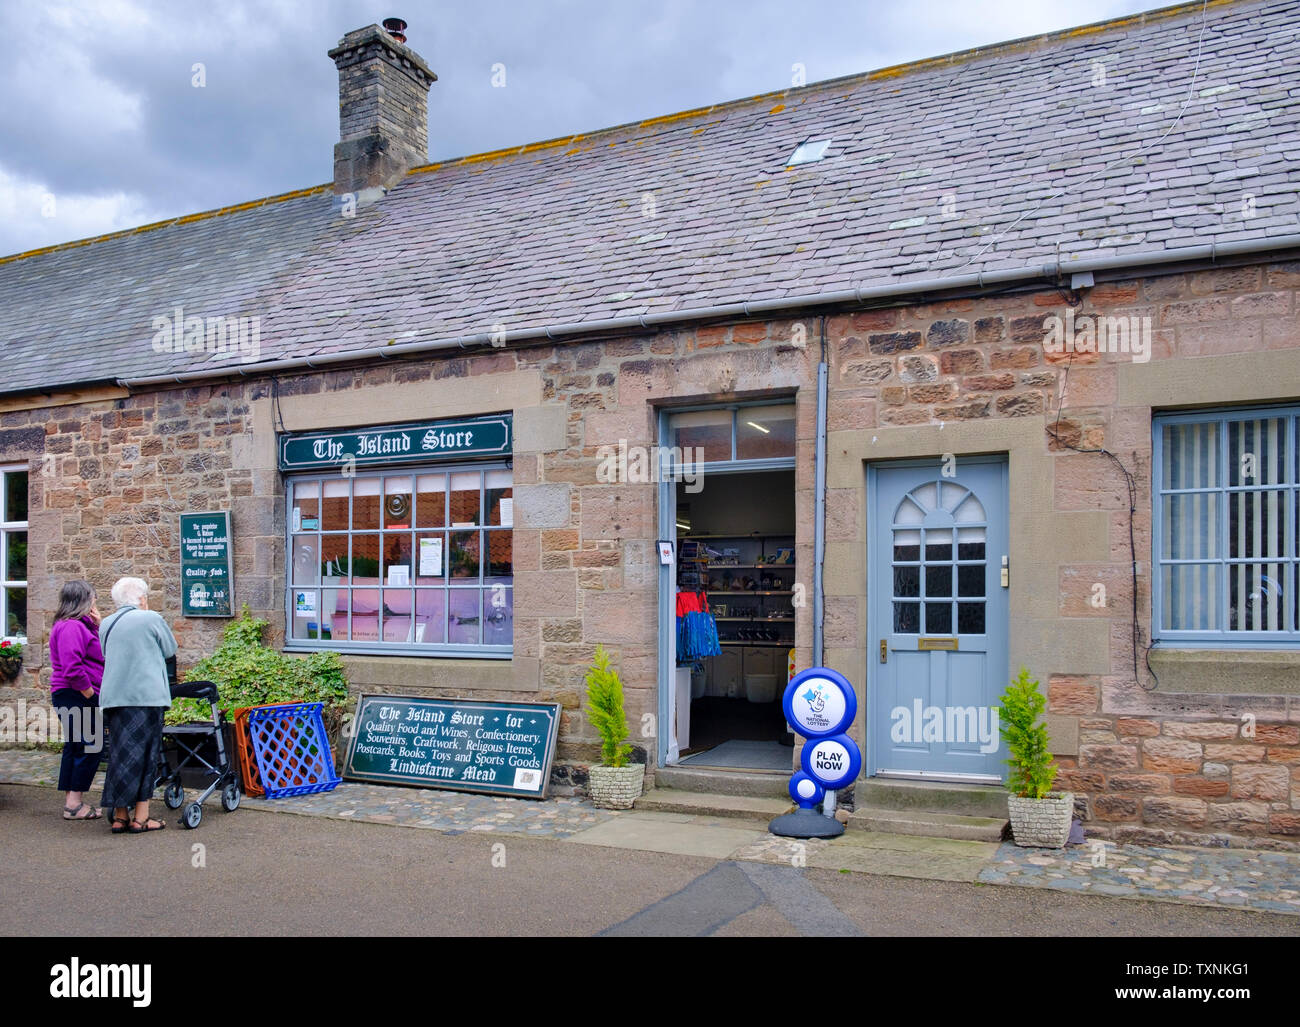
[583,645,643,809]
[1000,667,1073,848]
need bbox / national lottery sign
[783,667,856,739]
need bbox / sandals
[110,817,130,834]
[62,802,102,821]
[128,818,166,834]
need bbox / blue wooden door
[869,459,1008,780]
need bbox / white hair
[111,577,149,607]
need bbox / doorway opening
[673,469,795,771]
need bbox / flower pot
[587,763,645,809]
[1007,791,1074,848]
[0,655,23,682]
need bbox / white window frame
[0,465,28,642]
[1152,404,1299,647]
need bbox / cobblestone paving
[0,748,614,840]
[5,748,1299,915]
[978,841,1300,916]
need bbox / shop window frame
[663,400,798,474]
[0,465,28,642]
[283,459,513,659]
[1152,404,1300,648]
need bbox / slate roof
[3,0,1298,395]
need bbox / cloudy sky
[1,0,1170,257]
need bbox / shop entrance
[671,468,796,770]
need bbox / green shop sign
[343,694,561,799]
[180,512,234,617]
[278,415,512,471]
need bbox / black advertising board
[343,694,561,799]
[180,511,234,617]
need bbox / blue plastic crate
[247,701,341,799]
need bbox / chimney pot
[382,17,407,44]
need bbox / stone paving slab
[5,748,1299,915]
[978,841,1300,916]
[565,814,769,859]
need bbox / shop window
[287,464,512,655]
[668,402,796,463]
[1,467,27,639]
[1154,407,1300,644]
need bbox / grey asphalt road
[3,784,1297,937]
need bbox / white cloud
[0,164,164,257]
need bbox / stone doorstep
[654,765,791,799]
[848,806,1008,842]
[855,778,1010,819]
[635,787,794,823]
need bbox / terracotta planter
[1007,791,1074,848]
[587,763,645,809]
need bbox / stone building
[2,1,1300,846]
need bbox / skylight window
[787,139,831,166]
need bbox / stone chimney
[328,19,436,197]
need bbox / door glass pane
[925,602,952,633]
[5,587,25,635]
[322,480,350,531]
[1227,417,1286,486]
[952,492,986,523]
[956,527,986,561]
[893,602,919,632]
[5,532,26,581]
[671,409,732,462]
[893,565,919,597]
[290,535,319,585]
[924,530,952,562]
[924,564,952,597]
[893,529,920,562]
[384,476,414,528]
[1163,494,1218,559]
[894,498,924,526]
[958,565,984,597]
[416,474,447,528]
[1227,490,1286,559]
[1161,565,1217,630]
[1228,564,1286,632]
[450,471,481,527]
[957,602,985,634]
[4,472,27,523]
[736,405,796,460]
[1162,422,1218,490]
[353,477,381,531]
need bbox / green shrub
[998,666,1058,799]
[167,606,349,724]
[584,645,631,768]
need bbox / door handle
[880,639,888,664]
[1000,555,1009,588]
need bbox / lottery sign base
[769,808,845,839]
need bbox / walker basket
[247,701,341,799]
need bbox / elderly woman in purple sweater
[48,580,105,821]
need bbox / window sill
[1148,647,1300,695]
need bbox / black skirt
[100,706,165,809]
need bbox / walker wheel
[182,802,203,829]
[221,782,241,812]
[164,781,184,809]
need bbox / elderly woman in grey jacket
[99,577,178,834]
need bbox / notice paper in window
[387,565,410,587]
[419,537,443,576]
